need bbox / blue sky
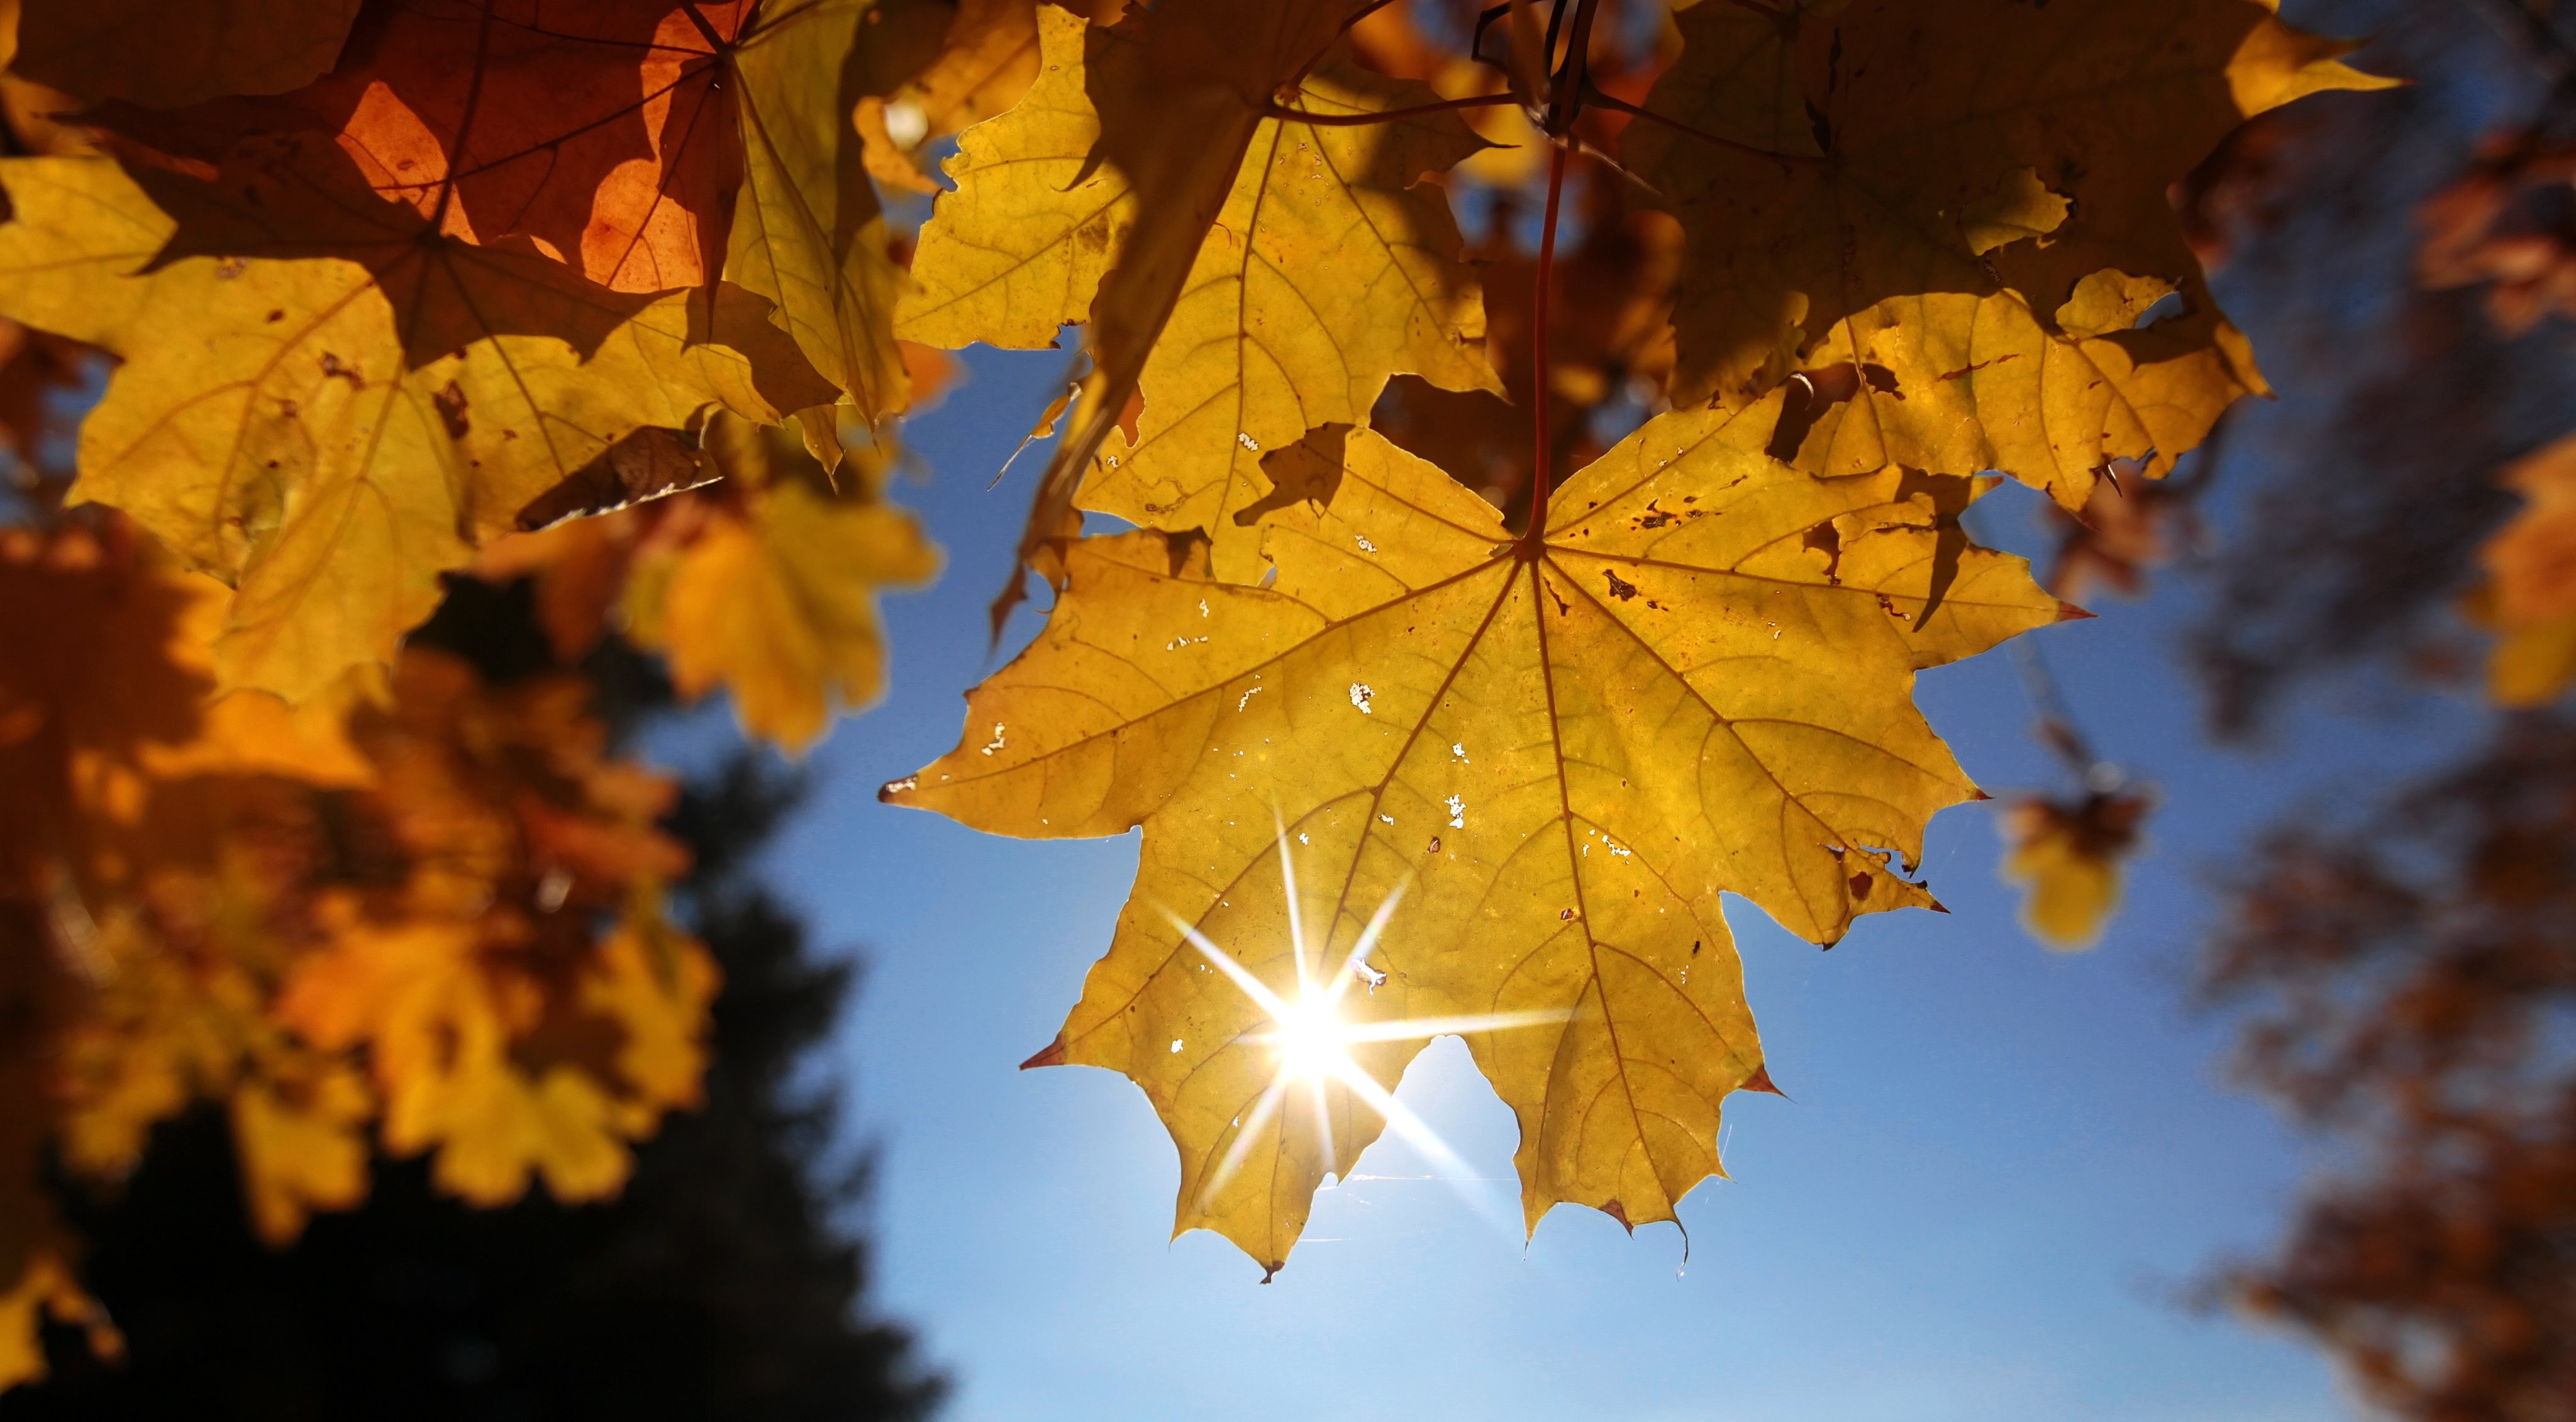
[638,337,2485,1421]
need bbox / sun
[1169,824,1569,1213]
[1267,991,1346,1083]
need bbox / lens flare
[1170,823,1572,1218]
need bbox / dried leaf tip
[877,774,919,803]
[1740,1062,1788,1097]
[1018,1038,1068,1070]
[2055,601,2098,622]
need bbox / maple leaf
[82,0,931,414]
[623,416,941,752]
[855,0,1068,195]
[0,153,832,700]
[885,401,2069,1268]
[1997,789,2152,952]
[2466,433,2576,708]
[1627,0,2392,509]
[721,0,926,418]
[11,0,362,109]
[86,0,747,292]
[898,0,1499,609]
[0,1246,116,1391]
[230,1065,375,1244]
[470,414,941,752]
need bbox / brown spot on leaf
[1936,353,2019,382]
[1237,424,1348,525]
[1803,521,1843,585]
[433,380,470,441]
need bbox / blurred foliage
[2204,714,2576,1419]
[2176,3,2576,1414]
[0,719,943,1420]
[2179,0,2576,734]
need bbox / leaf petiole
[1520,140,1568,558]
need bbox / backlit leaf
[0,153,830,700]
[887,401,2066,1269]
[626,417,941,752]
[1629,0,2392,508]
[1997,790,2151,951]
[899,0,1497,609]
[724,0,919,420]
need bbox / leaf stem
[1544,0,1602,135]
[1260,93,1522,126]
[1521,140,1568,557]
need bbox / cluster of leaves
[0,0,988,1385]
[0,0,2411,1363]
[0,512,717,1382]
[875,0,2385,1274]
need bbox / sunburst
[1174,825,1570,1214]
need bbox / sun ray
[1166,830,1574,1244]
[1274,813,1313,1001]
[1202,1071,1292,1206]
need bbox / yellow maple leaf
[0,1245,118,1392]
[2468,433,2576,708]
[581,911,723,1121]
[899,0,1499,604]
[857,0,1119,195]
[886,399,2067,1270]
[0,152,835,702]
[1629,0,2392,509]
[1997,790,2152,952]
[230,1065,374,1245]
[724,0,921,422]
[624,418,941,753]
